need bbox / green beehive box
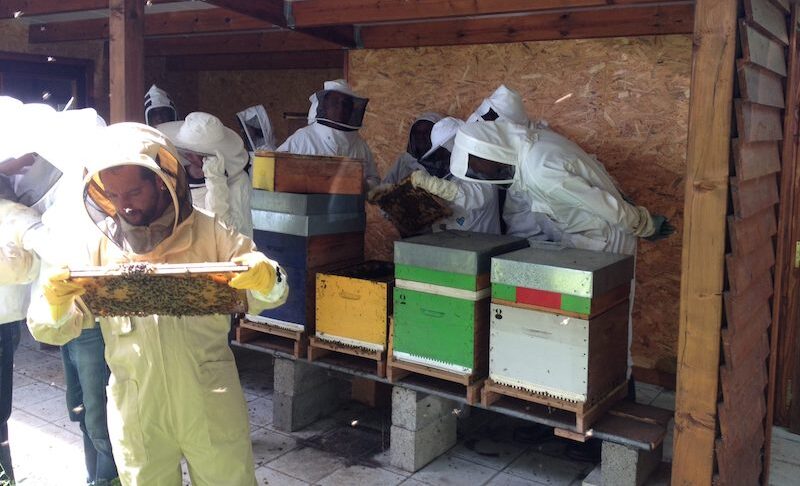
[391,231,523,376]
[393,287,488,375]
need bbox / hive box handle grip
[421,309,444,318]
[339,291,361,301]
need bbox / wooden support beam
[358,3,694,48]
[0,0,106,18]
[145,30,341,57]
[203,0,286,27]
[0,0,183,18]
[29,8,272,43]
[206,0,358,47]
[165,50,345,71]
[290,0,606,27]
[671,0,737,484]
[109,0,144,123]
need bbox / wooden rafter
[165,49,345,71]
[670,0,738,483]
[358,3,694,49]
[0,0,106,18]
[206,0,358,48]
[29,8,273,43]
[290,0,605,27]
[145,30,341,56]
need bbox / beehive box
[249,230,364,330]
[251,209,366,237]
[69,262,248,317]
[252,151,364,194]
[316,260,394,351]
[392,231,528,374]
[489,301,629,403]
[251,190,364,215]
[491,245,634,317]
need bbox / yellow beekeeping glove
[42,268,86,322]
[228,253,278,295]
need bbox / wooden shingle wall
[715,0,792,483]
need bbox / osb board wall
[195,68,342,144]
[0,20,109,120]
[349,36,691,374]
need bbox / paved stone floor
[6,325,798,485]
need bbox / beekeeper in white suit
[467,85,563,241]
[277,79,380,191]
[382,112,443,185]
[144,84,177,127]
[408,117,501,234]
[159,112,254,238]
[451,121,674,379]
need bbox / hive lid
[394,230,528,275]
[251,190,364,215]
[491,243,634,298]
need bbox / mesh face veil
[312,90,369,130]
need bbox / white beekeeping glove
[410,170,458,201]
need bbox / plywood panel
[732,139,782,180]
[737,61,785,108]
[349,35,691,377]
[735,100,784,142]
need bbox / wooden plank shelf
[481,379,628,434]
[308,336,387,378]
[236,319,308,359]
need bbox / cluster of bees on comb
[74,263,247,317]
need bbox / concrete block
[389,415,457,472]
[391,386,458,431]
[601,442,662,486]
[272,377,347,432]
[273,357,335,395]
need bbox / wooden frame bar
[671,0,738,483]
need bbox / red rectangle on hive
[516,287,562,309]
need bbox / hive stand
[271,357,349,432]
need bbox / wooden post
[671,0,738,483]
[109,0,144,123]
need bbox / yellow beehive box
[315,261,394,351]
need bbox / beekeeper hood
[467,85,529,126]
[237,104,276,152]
[451,121,531,185]
[83,123,193,254]
[308,79,369,130]
[158,112,249,177]
[406,112,443,160]
[144,84,177,126]
[419,117,464,178]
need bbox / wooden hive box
[392,231,528,375]
[488,245,634,403]
[315,260,395,351]
[489,301,629,404]
[252,151,364,195]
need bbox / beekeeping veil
[308,79,368,130]
[83,123,193,254]
[237,104,276,152]
[467,85,529,127]
[419,116,464,178]
[451,121,531,185]
[406,112,443,160]
[144,84,177,126]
